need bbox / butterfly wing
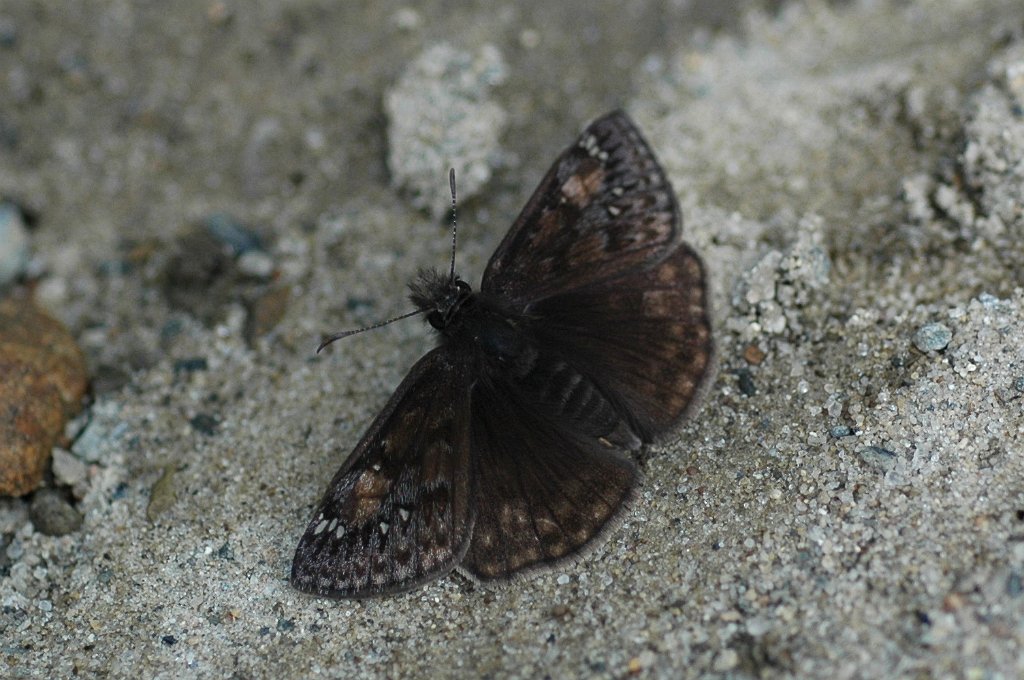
[461,372,638,581]
[527,244,713,442]
[458,111,712,579]
[461,250,710,580]
[483,110,712,443]
[291,348,475,598]
[482,110,680,305]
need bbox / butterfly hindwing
[291,348,475,598]
[457,245,711,583]
[461,373,638,581]
[527,244,713,441]
[483,110,679,305]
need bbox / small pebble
[858,446,897,471]
[147,465,178,522]
[743,344,766,365]
[0,18,18,48]
[1007,571,1022,597]
[712,648,739,672]
[0,117,18,151]
[519,28,540,49]
[627,650,656,673]
[91,364,131,394]
[216,542,234,560]
[736,369,756,396]
[977,292,1003,309]
[0,202,30,287]
[390,7,421,30]
[190,413,219,436]
[550,604,570,619]
[161,319,184,342]
[913,323,952,352]
[245,286,290,343]
[6,540,24,565]
[29,488,83,536]
[163,228,234,321]
[746,615,771,636]
[237,250,275,279]
[72,404,129,464]
[173,357,209,374]
[51,448,88,488]
[830,425,854,438]
[203,213,262,255]
[206,1,232,25]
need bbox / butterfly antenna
[448,167,458,283]
[316,308,424,353]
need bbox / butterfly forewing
[291,348,475,598]
[483,110,679,305]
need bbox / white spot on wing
[379,521,390,535]
[313,519,328,535]
[579,134,599,156]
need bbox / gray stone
[913,323,952,352]
[29,489,83,536]
[0,202,29,287]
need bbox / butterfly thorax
[407,267,533,371]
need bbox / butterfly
[291,110,713,598]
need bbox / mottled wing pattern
[291,348,474,598]
[483,110,680,305]
[459,110,712,579]
[294,110,713,597]
[527,245,713,442]
[461,374,638,581]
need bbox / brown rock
[0,295,88,496]
[743,343,766,365]
[245,285,290,344]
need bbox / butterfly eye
[426,311,444,329]
[455,280,472,295]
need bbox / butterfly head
[408,267,474,331]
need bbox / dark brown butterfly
[291,111,713,598]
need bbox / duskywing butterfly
[292,111,713,598]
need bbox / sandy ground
[2,0,1023,677]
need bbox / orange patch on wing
[560,162,605,207]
